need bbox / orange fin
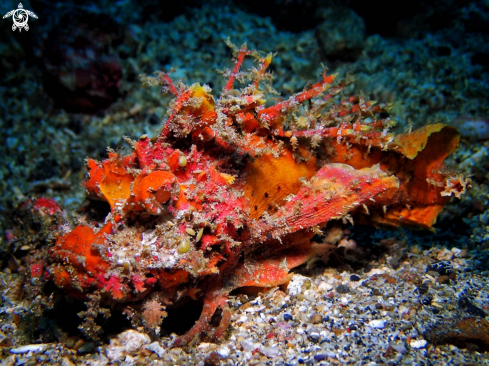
[273,163,399,234]
[230,244,315,289]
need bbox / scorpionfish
[41,43,468,346]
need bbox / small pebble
[350,274,360,281]
[259,345,279,358]
[437,275,451,284]
[64,337,79,349]
[417,283,430,294]
[216,346,230,357]
[60,357,76,366]
[10,344,47,354]
[426,261,453,276]
[451,247,462,257]
[336,284,350,294]
[144,342,166,358]
[421,295,432,306]
[240,340,255,352]
[390,342,408,354]
[77,342,94,354]
[437,248,454,261]
[106,330,150,361]
[369,320,386,329]
[308,332,320,342]
[287,275,309,296]
[372,288,382,296]
[310,314,322,324]
[410,339,428,349]
[314,354,328,362]
[427,270,440,278]
[459,297,486,317]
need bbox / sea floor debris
[1,244,488,365]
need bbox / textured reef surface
[0,0,488,365]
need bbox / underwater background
[0,0,488,365]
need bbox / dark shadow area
[235,0,323,33]
[140,0,203,22]
[160,299,203,336]
[84,200,112,223]
[37,294,132,342]
[40,296,86,337]
[348,0,424,37]
[100,308,134,340]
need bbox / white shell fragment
[287,274,309,296]
[259,345,279,358]
[118,329,150,353]
[144,342,166,358]
[240,340,256,352]
[390,342,408,354]
[410,339,428,349]
[216,346,230,357]
[10,344,48,354]
[436,248,454,261]
[369,319,386,329]
[106,330,151,361]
